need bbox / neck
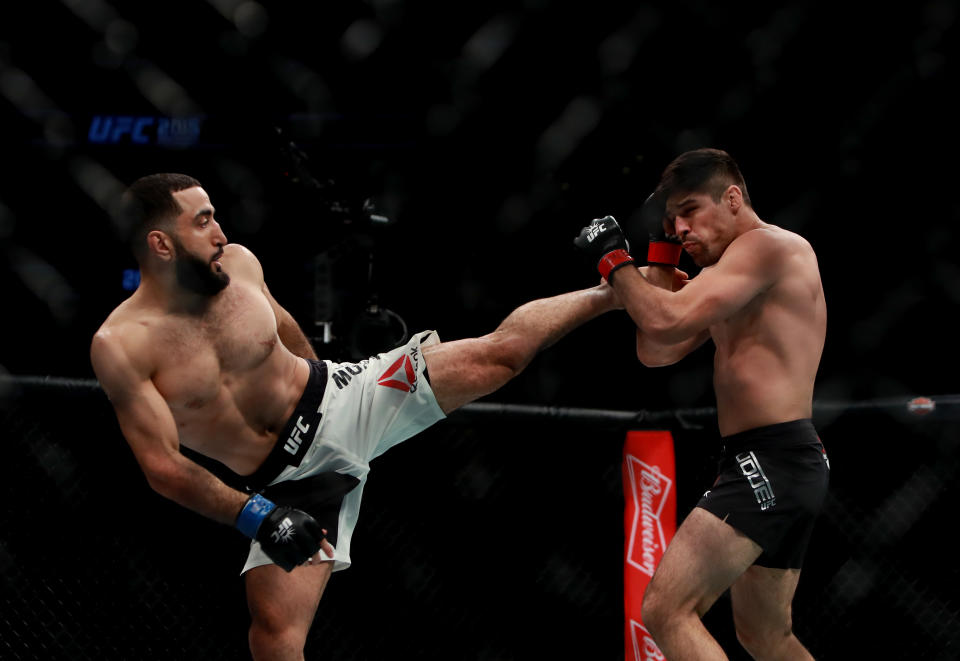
[138,269,222,315]
[736,207,764,234]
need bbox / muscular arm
[615,230,781,345]
[90,332,248,525]
[229,242,318,360]
[634,265,710,366]
[265,286,318,360]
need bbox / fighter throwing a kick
[91,173,620,661]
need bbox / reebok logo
[271,517,296,544]
[378,347,420,393]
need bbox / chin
[211,272,231,292]
[210,264,230,288]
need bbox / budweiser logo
[630,621,665,661]
[626,456,672,577]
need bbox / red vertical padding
[623,430,677,661]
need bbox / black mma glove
[235,493,325,572]
[573,215,634,284]
[641,193,682,267]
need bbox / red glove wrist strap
[647,241,682,266]
[597,249,634,282]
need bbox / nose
[673,218,690,239]
[213,220,227,246]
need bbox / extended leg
[423,284,617,413]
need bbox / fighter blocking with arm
[575,149,828,660]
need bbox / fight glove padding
[573,215,634,284]
[641,193,682,267]
[236,493,325,572]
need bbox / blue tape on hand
[235,493,276,539]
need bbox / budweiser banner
[623,430,677,661]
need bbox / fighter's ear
[147,230,175,261]
[725,185,743,214]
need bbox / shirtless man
[90,173,620,661]
[574,148,829,660]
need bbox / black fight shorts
[696,418,830,569]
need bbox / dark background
[3,0,959,402]
[2,1,959,659]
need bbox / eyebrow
[194,207,215,221]
[666,196,697,218]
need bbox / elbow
[635,344,681,368]
[636,353,676,368]
[140,455,184,500]
[641,319,685,346]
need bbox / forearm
[633,266,691,364]
[643,265,676,290]
[144,453,248,526]
[611,267,682,341]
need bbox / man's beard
[172,238,230,296]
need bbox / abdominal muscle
[713,345,815,437]
[164,349,310,476]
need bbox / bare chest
[151,285,280,409]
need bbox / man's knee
[481,329,536,376]
[249,611,308,661]
[733,614,796,660]
[640,584,671,639]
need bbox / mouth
[211,251,224,272]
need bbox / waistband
[243,359,328,492]
[721,418,819,455]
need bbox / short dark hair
[119,173,202,261]
[654,148,751,208]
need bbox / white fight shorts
[242,330,446,573]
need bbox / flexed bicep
[654,229,784,340]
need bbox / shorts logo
[332,360,369,390]
[378,347,420,393]
[283,416,310,456]
[736,451,776,511]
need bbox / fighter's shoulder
[91,301,158,383]
[222,242,258,262]
[221,243,265,281]
[732,224,813,262]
